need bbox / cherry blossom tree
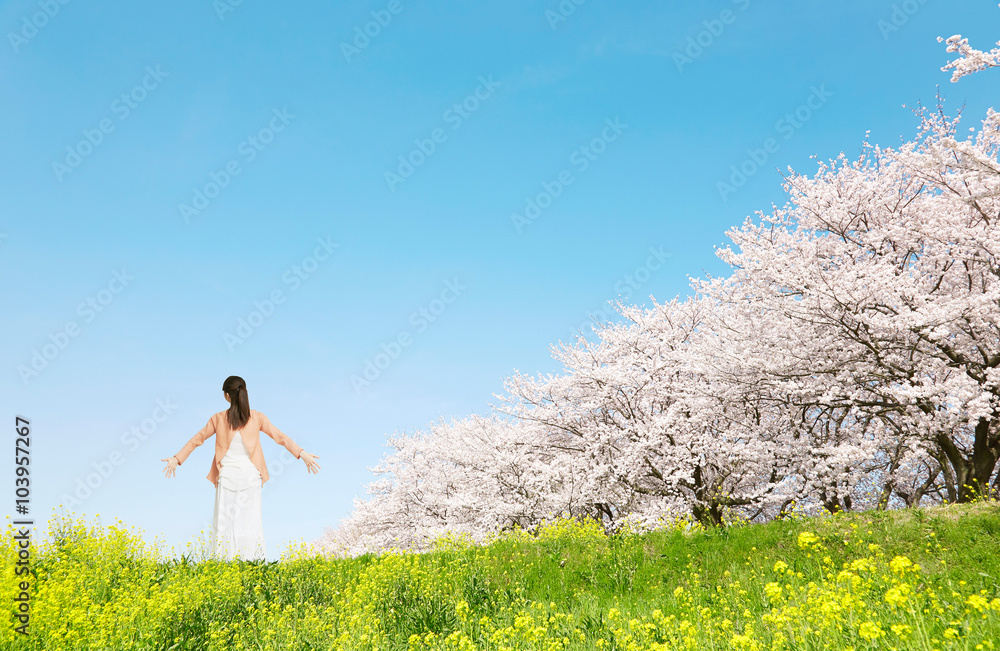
[708,84,1000,503]
[312,413,573,556]
[315,15,1000,556]
[497,296,808,527]
[939,9,1000,83]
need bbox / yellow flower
[890,624,912,640]
[455,599,470,622]
[889,555,914,575]
[773,560,789,574]
[729,632,760,651]
[858,621,883,641]
[797,532,820,550]
[848,557,876,573]
[967,594,989,612]
[764,582,783,603]
[884,583,911,607]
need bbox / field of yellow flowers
[2,503,999,650]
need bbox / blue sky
[1,1,996,560]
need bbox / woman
[161,376,321,560]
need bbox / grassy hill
[2,503,999,650]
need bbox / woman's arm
[258,412,304,459]
[172,415,217,465]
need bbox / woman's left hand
[300,451,321,474]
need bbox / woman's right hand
[162,456,179,479]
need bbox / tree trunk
[965,417,999,500]
[937,417,999,502]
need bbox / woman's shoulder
[206,411,229,429]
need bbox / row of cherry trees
[315,22,1000,557]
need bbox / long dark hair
[223,375,251,430]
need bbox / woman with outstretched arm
[162,375,320,560]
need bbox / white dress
[211,430,265,560]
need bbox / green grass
[3,503,999,650]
